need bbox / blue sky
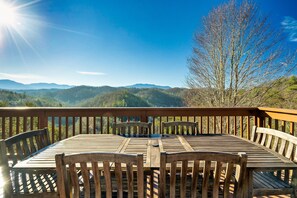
[0,0,297,87]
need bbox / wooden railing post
[257,116,264,127]
[140,112,148,123]
[38,109,48,129]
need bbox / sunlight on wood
[0,167,4,197]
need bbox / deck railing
[0,107,296,143]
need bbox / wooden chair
[113,121,152,137]
[0,128,57,197]
[55,152,144,198]
[251,126,297,196]
[159,151,247,198]
[162,121,198,135]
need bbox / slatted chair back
[55,152,144,198]
[251,126,297,161]
[162,121,198,135]
[113,121,152,137]
[250,126,297,196]
[159,151,247,198]
[0,128,53,197]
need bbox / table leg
[247,169,253,198]
[292,169,297,197]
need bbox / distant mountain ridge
[0,79,72,90]
[125,83,171,89]
[0,80,172,90]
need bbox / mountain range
[1,77,297,108]
[0,79,183,107]
[0,79,72,90]
[0,79,172,90]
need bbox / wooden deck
[1,107,297,197]
[5,134,295,197]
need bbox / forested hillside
[2,76,297,108]
[0,90,62,107]
[80,90,150,107]
[133,89,184,107]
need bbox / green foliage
[53,86,118,105]
[80,90,150,107]
[245,76,297,109]
[0,89,62,107]
[18,86,187,107]
[135,89,184,107]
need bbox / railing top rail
[258,107,297,123]
[0,107,259,110]
[0,107,259,117]
[258,107,297,115]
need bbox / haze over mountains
[2,77,297,108]
[0,79,72,90]
[0,79,185,107]
[0,79,172,90]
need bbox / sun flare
[0,0,44,59]
[0,1,17,27]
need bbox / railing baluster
[100,116,103,134]
[275,119,279,130]
[9,117,13,137]
[79,117,82,134]
[247,116,250,140]
[282,121,286,132]
[93,116,96,134]
[51,117,55,143]
[72,116,75,136]
[23,116,27,132]
[59,116,62,140]
[220,116,223,134]
[2,117,5,139]
[107,116,110,134]
[290,122,295,136]
[86,117,89,134]
[16,116,20,134]
[213,116,216,134]
[234,116,237,136]
[30,116,34,130]
[206,116,209,134]
[268,118,272,128]
[227,116,230,134]
[240,116,243,138]
[199,116,202,134]
[66,116,69,138]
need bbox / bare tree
[187,0,297,107]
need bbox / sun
[0,1,17,27]
[0,0,44,58]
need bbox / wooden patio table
[13,134,297,197]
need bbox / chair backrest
[113,121,152,137]
[159,151,247,198]
[162,121,198,135]
[55,152,144,198]
[0,128,51,196]
[251,126,297,161]
[0,128,50,167]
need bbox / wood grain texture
[55,152,144,198]
[159,151,247,198]
[11,133,297,197]
[113,121,152,137]
[162,121,198,135]
[0,128,57,197]
[250,126,297,197]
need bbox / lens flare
[0,0,44,60]
[0,1,17,26]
